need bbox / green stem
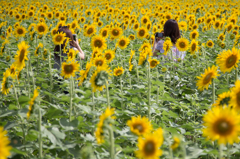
[12,81,20,109]
[106,79,110,107]
[38,106,42,159]
[120,76,124,110]
[227,143,230,159]
[92,91,95,121]
[108,126,115,159]
[29,59,36,91]
[157,68,159,105]
[69,77,73,121]
[48,50,53,103]
[148,62,151,119]
[219,144,223,159]
[212,79,215,104]
[227,73,229,88]
[236,67,238,81]
[26,62,31,98]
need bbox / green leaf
[26,129,39,141]
[59,118,78,130]
[18,96,30,104]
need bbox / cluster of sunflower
[196,47,240,145]
[127,116,181,158]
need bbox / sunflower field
[1,0,240,158]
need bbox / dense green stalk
[120,76,124,110]
[106,80,110,107]
[38,106,42,159]
[219,144,223,159]
[148,62,151,119]
[12,81,20,109]
[212,79,215,104]
[69,77,73,121]
[108,126,115,159]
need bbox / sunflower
[176,38,189,52]
[218,33,225,41]
[190,30,199,40]
[91,47,102,59]
[52,32,66,45]
[213,91,231,107]
[90,66,111,92]
[139,42,151,52]
[137,27,148,39]
[51,27,58,36]
[84,24,96,37]
[206,40,214,48]
[163,39,173,55]
[196,65,219,91]
[61,61,79,79]
[27,87,40,119]
[178,21,188,31]
[85,9,93,17]
[93,56,107,68]
[213,20,221,30]
[100,28,108,38]
[116,36,130,50]
[225,23,233,33]
[202,106,240,145]
[80,17,86,23]
[216,48,240,73]
[91,35,107,51]
[104,49,115,62]
[229,80,240,111]
[135,129,163,159]
[109,26,123,40]
[127,116,152,136]
[34,43,43,57]
[1,71,11,95]
[35,22,48,35]
[46,12,53,19]
[77,62,92,86]
[114,66,124,76]
[13,41,29,71]
[171,137,180,150]
[148,58,160,69]
[95,107,115,144]
[141,15,149,25]
[0,127,12,159]
[67,48,77,60]
[133,22,140,31]
[190,40,198,55]
[14,25,26,38]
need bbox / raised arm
[72,40,85,60]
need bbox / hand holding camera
[155,32,164,42]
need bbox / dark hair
[54,27,74,57]
[164,19,180,44]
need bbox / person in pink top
[152,19,186,61]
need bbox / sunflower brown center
[226,55,237,68]
[191,43,196,51]
[133,124,144,132]
[179,42,186,48]
[116,70,122,75]
[17,28,23,35]
[192,33,196,39]
[215,22,220,28]
[72,23,76,28]
[19,48,26,62]
[11,68,15,74]
[87,28,93,34]
[64,64,73,74]
[94,40,103,48]
[119,40,126,46]
[56,35,62,42]
[227,25,232,31]
[139,30,145,36]
[105,54,111,60]
[143,141,155,156]
[143,19,147,23]
[102,30,107,37]
[203,73,213,85]
[150,61,157,67]
[29,12,33,16]
[96,60,103,66]
[38,26,45,32]
[208,42,213,46]
[214,119,233,135]
[112,29,119,36]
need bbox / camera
[155,32,164,38]
[73,34,77,41]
